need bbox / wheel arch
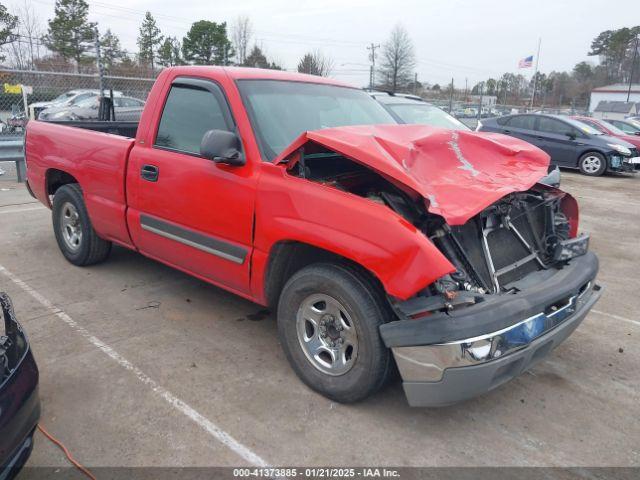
[46,168,80,198]
[263,240,385,310]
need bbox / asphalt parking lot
[1,165,638,471]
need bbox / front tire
[578,152,607,176]
[52,184,112,266]
[277,263,393,403]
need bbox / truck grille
[447,192,560,292]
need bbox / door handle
[141,164,159,182]
[503,130,511,134]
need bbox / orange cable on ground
[37,423,97,480]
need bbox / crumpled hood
[275,124,551,225]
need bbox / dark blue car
[478,113,639,176]
[0,293,40,480]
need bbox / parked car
[606,118,640,135]
[478,113,639,175]
[369,91,470,130]
[0,293,40,479]
[29,89,123,120]
[572,116,640,151]
[39,95,146,122]
[370,92,560,186]
[25,67,601,407]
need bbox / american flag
[518,55,534,68]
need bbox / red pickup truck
[25,66,602,407]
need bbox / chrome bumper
[393,282,599,384]
[394,283,602,407]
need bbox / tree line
[467,26,640,108]
[0,0,417,85]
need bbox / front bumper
[380,252,601,407]
[609,155,640,172]
[0,294,40,479]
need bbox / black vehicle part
[1,293,26,382]
[381,251,599,348]
[289,146,424,225]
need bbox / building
[592,101,639,120]
[468,95,497,107]
[589,83,640,112]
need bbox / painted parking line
[592,309,640,328]
[0,206,46,215]
[0,263,271,468]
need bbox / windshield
[387,102,470,130]
[563,117,603,135]
[599,120,627,136]
[52,92,75,104]
[237,80,395,161]
[626,119,640,130]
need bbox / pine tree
[182,20,232,65]
[0,3,18,62]
[158,36,182,67]
[100,28,124,71]
[137,11,163,71]
[44,0,95,72]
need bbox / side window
[506,115,536,130]
[537,117,573,135]
[155,83,231,155]
[72,93,92,104]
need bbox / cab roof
[163,65,354,88]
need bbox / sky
[24,0,640,88]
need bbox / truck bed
[44,120,138,138]
[25,120,136,247]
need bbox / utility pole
[627,35,639,102]
[367,43,380,89]
[477,82,483,121]
[530,37,542,110]
[414,72,418,95]
[448,77,454,113]
[464,78,468,102]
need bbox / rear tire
[277,263,393,403]
[52,184,112,266]
[578,152,607,176]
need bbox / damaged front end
[379,188,601,406]
[278,125,602,407]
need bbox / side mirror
[200,129,245,166]
[565,131,576,140]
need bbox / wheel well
[263,241,384,309]
[46,169,78,196]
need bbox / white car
[28,89,123,119]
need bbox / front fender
[253,164,455,300]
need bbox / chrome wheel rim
[296,293,358,376]
[60,202,82,251]
[582,155,602,174]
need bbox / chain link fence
[0,68,155,136]
[0,68,155,181]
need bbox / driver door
[126,77,256,295]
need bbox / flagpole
[530,38,541,110]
